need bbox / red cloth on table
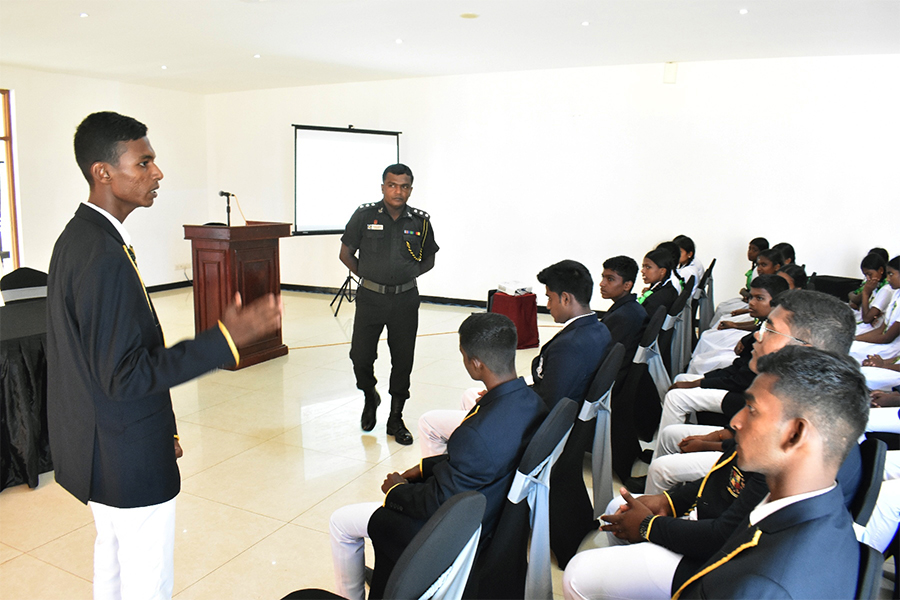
[490,292,539,349]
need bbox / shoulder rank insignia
[411,207,430,219]
[356,202,377,211]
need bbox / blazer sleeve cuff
[218,320,241,367]
[383,482,405,506]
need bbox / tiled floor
[0,289,575,599]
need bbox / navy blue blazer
[601,292,648,368]
[531,313,611,409]
[673,486,859,599]
[47,204,237,508]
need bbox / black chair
[282,491,487,600]
[692,257,716,347]
[856,541,884,600]
[611,306,668,480]
[663,275,696,378]
[549,343,624,568]
[0,267,47,304]
[851,438,887,526]
[808,273,862,300]
[467,397,579,599]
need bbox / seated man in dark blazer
[328,312,547,600]
[47,111,283,599]
[417,259,611,456]
[599,255,648,370]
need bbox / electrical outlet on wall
[175,263,192,271]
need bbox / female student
[777,263,808,290]
[854,252,893,335]
[710,237,768,323]
[851,256,900,362]
[638,248,679,319]
[673,234,704,297]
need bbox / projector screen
[294,125,400,235]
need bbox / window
[0,89,19,273]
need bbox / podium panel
[184,222,290,370]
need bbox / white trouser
[89,497,176,600]
[867,407,900,434]
[562,539,681,599]
[863,366,900,392]
[857,451,900,553]
[647,424,721,495]
[329,502,381,600]
[656,375,727,443]
[710,297,748,329]
[417,387,480,457]
[852,339,900,364]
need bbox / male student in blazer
[47,111,283,600]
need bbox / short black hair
[757,248,784,268]
[644,248,677,281]
[749,274,790,302]
[771,242,795,264]
[890,256,900,271]
[603,255,639,285]
[776,289,856,354]
[750,237,770,251]
[383,163,414,184]
[860,253,888,280]
[778,264,808,289]
[537,259,593,306]
[74,111,148,186]
[756,346,868,467]
[459,312,518,375]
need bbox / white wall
[0,65,207,286]
[206,54,900,309]
[4,55,899,304]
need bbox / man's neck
[88,194,132,224]
[482,372,516,392]
[384,203,404,221]
[765,469,836,502]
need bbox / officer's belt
[359,278,417,295]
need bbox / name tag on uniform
[367,224,384,231]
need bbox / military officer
[339,164,439,445]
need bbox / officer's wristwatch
[639,515,653,541]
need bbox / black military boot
[360,388,380,432]
[385,396,413,445]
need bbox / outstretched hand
[221,293,284,347]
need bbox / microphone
[219,190,232,197]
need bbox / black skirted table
[0,298,52,491]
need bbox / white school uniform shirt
[677,259,705,298]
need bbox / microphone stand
[330,270,357,317]
[226,194,231,227]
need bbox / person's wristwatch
[639,515,654,541]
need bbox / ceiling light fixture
[79,12,88,18]
[582,21,589,26]
[460,13,479,19]
[161,65,167,70]
[395,38,403,44]
[253,54,261,59]
[739,8,748,15]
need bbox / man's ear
[623,280,634,293]
[560,291,573,306]
[91,162,111,185]
[782,418,810,453]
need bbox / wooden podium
[184,221,291,370]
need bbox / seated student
[646,289,856,494]
[771,241,795,266]
[563,346,867,600]
[851,256,900,362]
[776,262,808,290]
[329,313,547,600]
[671,347,867,600]
[417,260,610,457]
[710,236,769,323]
[638,247,680,319]
[686,275,789,376]
[598,255,648,370]
[713,248,784,326]
[849,247,890,307]
[656,241,686,292]
[862,352,900,392]
[673,235,704,297]
[853,252,893,335]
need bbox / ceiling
[1,0,898,95]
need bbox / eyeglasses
[757,321,809,346]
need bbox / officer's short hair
[537,260,593,307]
[777,289,856,354]
[74,111,147,187]
[756,346,868,468]
[603,256,639,285]
[459,312,517,375]
[383,164,414,184]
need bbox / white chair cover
[577,388,615,518]
[1,285,47,303]
[671,303,693,377]
[506,426,573,600]
[418,525,482,600]
[634,341,672,402]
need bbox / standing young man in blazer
[47,111,283,600]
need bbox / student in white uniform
[851,256,900,363]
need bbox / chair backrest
[636,305,668,355]
[855,540,883,600]
[0,267,48,303]
[583,343,625,413]
[385,491,487,600]
[850,438,887,526]
[696,257,716,291]
[666,275,696,320]
[517,397,579,475]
